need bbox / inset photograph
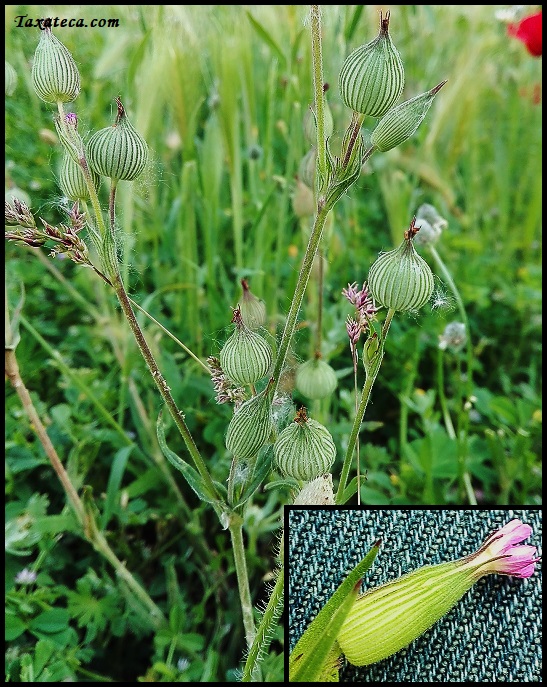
[287,508,541,682]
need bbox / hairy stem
[336,309,396,503]
[229,517,256,649]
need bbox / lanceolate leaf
[289,540,381,682]
[156,408,220,505]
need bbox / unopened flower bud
[339,12,404,118]
[59,153,100,202]
[220,306,272,385]
[368,219,434,312]
[439,321,467,352]
[304,84,334,144]
[298,148,318,190]
[411,217,440,247]
[295,357,338,400]
[225,385,274,461]
[31,28,80,104]
[371,80,447,152]
[416,203,448,233]
[238,279,267,330]
[362,332,381,375]
[274,407,336,481]
[87,97,148,182]
[337,519,539,667]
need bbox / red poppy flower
[507,11,542,57]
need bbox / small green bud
[5,60,18,96]
[274,407,336,481]
[362,332,382,375]
[371,80,447,152]
[220,306,273,385]
[59,153,100,202]
[31,28,80,104]
[225,385,274,461]
[238,279,267,330]
[87,97,148,182]
[304,84,334,144]
[295,357,338,400]
[339,11,404,118]
[368,219,434,312]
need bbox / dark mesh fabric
[287,508,542,682]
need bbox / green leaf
[156,408,220,505]
[5,612,27,640]
[101,445,133,529]
[289,540,381,682]
[28,608,70,634]
[245,11,286,66]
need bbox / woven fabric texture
[288,508,542,682]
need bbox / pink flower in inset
[465,518,540,579]
[508,12,542,57]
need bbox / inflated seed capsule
[239,279,267,330]
[368,218,434,312]
[295,357,338,400]
[275,407,336,481]
[59,152,100,202]
[370,81,447,152]
[339,11,404,118]
[220,306,273,385]
[31,28,80,104]
[87,97,148,182]
[225,385,274,461]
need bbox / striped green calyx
[220,306,273,385]
[274,407,336,481]
[295,357,338,400]
[336,559,474,666]
[31,28,80,104]
[87,97,148,182]
[339,11,404,118]
[371,80,447,152]
[59,152,100,202]
[225,384,274,461]
[368,219,434,312]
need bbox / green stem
[271,204,330,397]
[241,564,284,682]
[103,184,220,503]
[310,5,327,189]
[428,245,476,504]
[229,517,256,649]
[437,346,456,440]
[336,309,396,503]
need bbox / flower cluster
[5,200,91,265]
[342,282,378,363]
[207,356,246,407]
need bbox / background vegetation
[5,4,542,682]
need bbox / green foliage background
[5,4,542,682]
